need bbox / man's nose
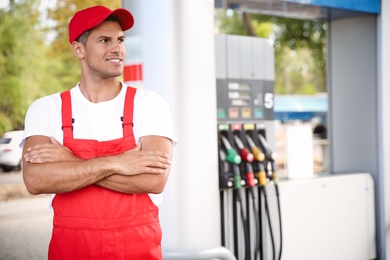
[110,41,123,53]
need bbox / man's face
[82,21,126,79]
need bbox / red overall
[48,87,162,260]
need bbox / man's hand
[110,142,171,176]
[24,137,79,163]
[97,136,173,194]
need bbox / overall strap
[122,87,137,137]
[60,90,74,139]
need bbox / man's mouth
[106,58,122,63]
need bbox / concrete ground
[0,171,53,260]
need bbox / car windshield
[0,138,11,144]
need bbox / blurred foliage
[0,0,57,133]
[0,0,119,136]
[215,9,327,95]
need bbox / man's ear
[71,41,85,59]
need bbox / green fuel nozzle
[221,135,241,165]
[233,165,242,189]
[226,148,242,164]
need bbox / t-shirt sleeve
[138,91,177,144]
[21,94,61,147]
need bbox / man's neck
[78,78,122,103]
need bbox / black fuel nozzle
[219,149,229,173]
[258,134,279,185]
[257,134,276,162]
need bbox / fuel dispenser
[216,34,282,260]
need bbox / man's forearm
[22,135,172,195]
[96,170,169,194]
[23,157,114,195]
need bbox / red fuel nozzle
[245,162,255,187]
[240,149,254,163]
[234,135,254,162]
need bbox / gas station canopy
[216,0,380,19]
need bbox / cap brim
[110,8,134,31]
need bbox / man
[21,5,176,260]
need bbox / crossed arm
[22,135,173,195]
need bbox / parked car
[0,130,24,172]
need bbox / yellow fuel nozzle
[258,170,267,186]
[272,172,279,185]
[251,146,265,162]
[246,134,265,162]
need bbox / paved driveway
[0,196,53,260]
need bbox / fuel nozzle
[221,135,241,165]
[220,135,242,189]
[257,160,267,187]
[246,135,265,162]
[233,135,254,163]
[246,134,267,186]
[257,134,276,162]
[258,134,279,185]
[244,162,256,187]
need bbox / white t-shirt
[22,82,176,205]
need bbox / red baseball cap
[68,5,134,43]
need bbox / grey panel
[264,42,275,81]
[215,34,227,79]
[240,36,253,80]
[227,35,241,79]
[253,38,266,80]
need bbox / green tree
[0,0,60,134]
[264,16,327,94]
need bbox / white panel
[382,1,390,258]
[227,35,241,79]
[166,0,220,249]
[267,173,376,260]
[286,124,314,179]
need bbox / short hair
[75,16,121,46]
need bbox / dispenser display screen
[217,79,273,122]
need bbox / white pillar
[379,1,390,259]
[122,0,223,253]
